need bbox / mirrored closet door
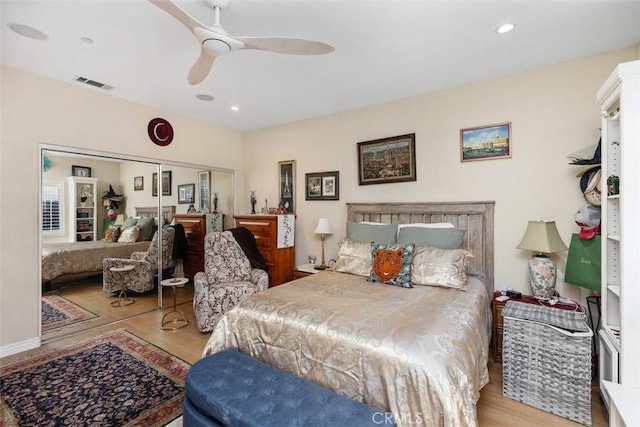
[40,148,234,342]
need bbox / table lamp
[114,214,125,226]
[516,220,568,300]
[314,218,332,270]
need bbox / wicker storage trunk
[502,301,593,426]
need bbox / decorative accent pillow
[118,225,141,243]
[347,222,398,245]
[411,246,473,290]
[137,217,155,241]
[397,227,465,249]
[104,227,113,241]
[110,226,122,243]
[369,243,414,288]
[334,238,372,277]
[122,217,139,230]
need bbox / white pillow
[411,246,473,290]
[118,225,141,243]
[397,223,455,229]
[334,238,372,277]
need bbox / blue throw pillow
[369,243,414,288]
[397,227,465,249]
[137,217,155,241]
[347,222,398,244]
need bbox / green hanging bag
[564,233,601,291]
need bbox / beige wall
[243,48,636,302]
[1,48,637,355]
[0,65,243,354]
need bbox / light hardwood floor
[42,276,192,341]
[6,289,609,427]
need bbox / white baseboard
[0,337,41,358]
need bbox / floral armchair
[193,231,269,332]
[103,227,175,294]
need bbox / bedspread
[42,240,150,283]
[203,270,491,427]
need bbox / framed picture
[198,171,210,211]
[71,165,91,177]
[357,133,416,185]
[460,122,511,162]
[152,171,172,196]
[178,183,195,204]
[305,171,339,200]
[133,176,144,191]
[278,160,295,213]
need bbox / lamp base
[528,255,557,300]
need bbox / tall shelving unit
[66,176,98,242]
[597,60,640,411]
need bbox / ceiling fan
[148,0,335,85]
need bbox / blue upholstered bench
[183,349,395,427]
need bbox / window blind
[43,182,63,232]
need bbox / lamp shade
[517,220,568,254]
[314,218,332,235]
[113,214,125,226]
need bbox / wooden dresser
[234,215,295,287]
[172,214,206,279]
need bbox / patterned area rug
[41,294,98,332]
[0,330,190,426]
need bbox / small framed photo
[305,171,339,200]
[178,183,195,204]
[152,171,172,196]
[357,134,416,185]
[133,176,144,191]
[72,165,91,177]
[460,122,511,162]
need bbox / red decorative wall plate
[148,118,174,146]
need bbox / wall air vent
[73,76,114,91]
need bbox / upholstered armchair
[193,231,269,332]
[103,227,175,294]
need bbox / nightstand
[293,263,322,280]
[492,294,508,363]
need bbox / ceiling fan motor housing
[203,38,231,55]
[208,0,230,10]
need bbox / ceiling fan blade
[188,52,216,85]
[235,37,334,55]
[148,0,205,34]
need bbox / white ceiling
[2,0,639,132]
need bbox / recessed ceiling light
[230,105,240,111]
[496,23,515,34]
[196,94,214,101]
[8,23,48,40]
[80,37,94,44]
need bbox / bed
[203,201,495,426]
[42,206,175,285]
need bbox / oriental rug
[41,294,98,332]
[0,329,189,426]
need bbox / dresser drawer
[234,215,295,287]
[253,235,273,250]
[259,248,274,264]
[237,221,271,233]
[173,214,206,279]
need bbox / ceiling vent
[73,76,114,91]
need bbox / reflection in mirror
[40,148,234,342]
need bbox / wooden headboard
[347,201,495,298]
[135,206,176,225]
